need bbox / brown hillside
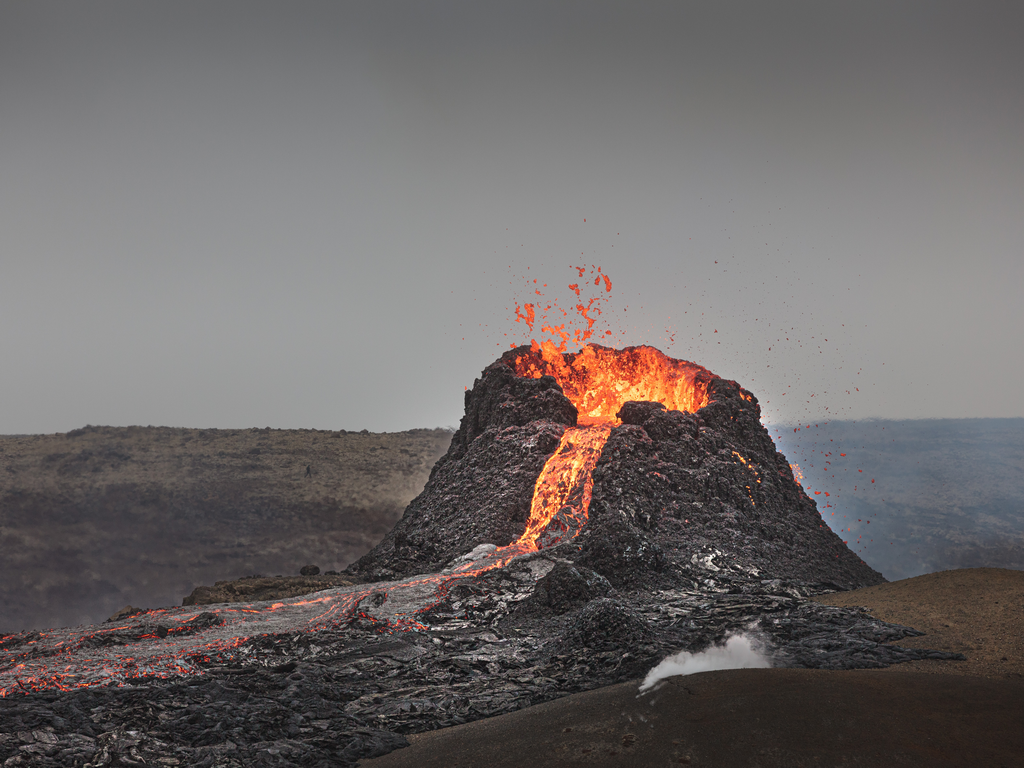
[0,425,451,633]
[814,567,1024,680]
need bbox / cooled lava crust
[348,344,884,590]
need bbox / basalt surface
[3,346,930,767]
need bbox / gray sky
[2,1,1022,434]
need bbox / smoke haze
[772,418,1024,580]
[640,633,773,692]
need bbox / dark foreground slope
[361,669,1024,768]
[0,426,450,633]
[362,568,1024,768]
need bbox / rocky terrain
[181,571,356,608]
[364,568,1024,768]
[0,558,962,767]
[0,427,450,633]
[6,414,1019,635]
[0,345,962,767]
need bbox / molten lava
[511,341,716,424]
[500,342,720,552]
[516,423,611,551]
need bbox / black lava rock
[354,345,883,590]
[517,561,614,615]
[616,400,667,425]
[559,597,656,652]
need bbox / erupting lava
[512,341,717,424]
[503,340,721,552]
[515,423,612,551]
[499,267,721,550]
[512,264,615,352]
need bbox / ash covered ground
[0,346,964,767]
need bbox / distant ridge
[770,417,1024,579]
[0,426,451,633]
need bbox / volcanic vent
[349,343,883,589]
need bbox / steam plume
[639,633,772,692]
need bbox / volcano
[7,344,948,768]
[349,342,883,590]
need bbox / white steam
[639,633,772,692]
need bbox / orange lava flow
[515,423,612,551]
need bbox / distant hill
[0,426,452,633]
[4,418,1021,633]
[770,418,1024,580]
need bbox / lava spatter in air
[511,264,615,353]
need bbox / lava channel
[517,423,612,551]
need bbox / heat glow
[504,342,719,552]
[512,341,716,424]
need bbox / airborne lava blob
[511,264,616,352]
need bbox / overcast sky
[2,1,1021,434]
